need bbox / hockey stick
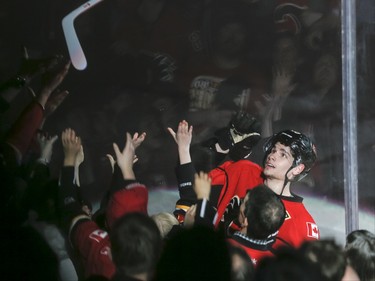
[62,0,105,70]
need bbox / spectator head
[239,185,285,239]
[105,184,148,230]
[313,52,339,90]
[154,226,231,281]
[151,212,179,239]
[300,239,346,281]
[228,244,255,281]
[110,212,162,280]
[345,229,375,281]
[255,247,325,281]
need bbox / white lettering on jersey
[89,229,108,243]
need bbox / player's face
[263,142,294,180]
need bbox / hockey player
[168,118,319,248]
[261,129,319,248]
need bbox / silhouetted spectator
[345,229,375,281]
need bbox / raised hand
[167,120,192,146]
[75,145,84,168]
[194,171,212,200]
[106,154,116,173]
[113,132,137,180]
[37,132,59,164]
[37,61,71,108]
[183,204,197,228]
[167,120,193,164]
[271,64,296,99]
[44,89,69,117]
[61,128,82,166]
[132,132,147,149]
[18,46,63,82]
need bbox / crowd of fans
[0,0,374,281]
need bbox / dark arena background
[0,1,374,280]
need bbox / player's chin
[263,167,272,176]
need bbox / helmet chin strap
[280,166,294,196]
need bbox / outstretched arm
[59,128,90,234]
[168,121,197,223]
[0,47,62,112]
[62,128,82,167]
[59,128,115,279]
[4,61,71,165]
[36,61,71,109]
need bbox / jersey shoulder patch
[306,222,319,239]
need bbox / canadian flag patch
[306,222,319,239]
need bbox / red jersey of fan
[71,220,115,280]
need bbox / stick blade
[62,16,87,70]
